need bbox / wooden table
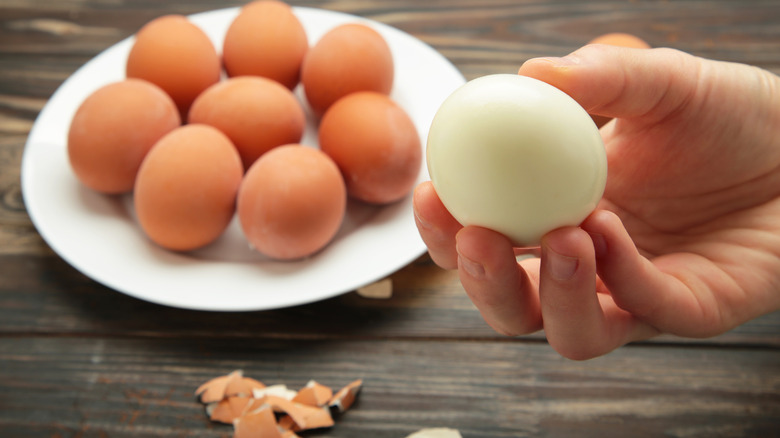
[2,1,779,436]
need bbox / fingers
[413,181,544,337]
[518,45,701,123]
[413,181,463,269]
[453,217,657,359]
[538,226,653,360]
[580,210,721,337]
[455,225,542,336]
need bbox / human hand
[414,44,780,359]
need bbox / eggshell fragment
[126,15,221,117]
[207,396,252,424]
[237,145,347,260]
[261,395,334,431]
[226,376,267,398]
[189,76,306,170]
[195,370,244,404]
[194,372,362,436]
[426,74,607,247]
[253,384,298,401]
[301,23,394,116]
[223,0,308,89]
[233,404,283,438]
[328,379,363,413]
[319,92,420,204]
[292,380,333,407]
[406,428,463,438]
[356,278,393,299]
[134,124,243,251]
[67,79,180,194]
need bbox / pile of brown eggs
[67,0,422,260]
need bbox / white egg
[426,74,607,247]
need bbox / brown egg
[319,92,420,204]
[301,23,393,117]
[237,145,346,260]
[586,33,651,127]
[188,76,306,170]
[588,32,651,49]
[126,14,221,118]
[67,79,180,194]
[134,124,243,251]
[222,0,308,89]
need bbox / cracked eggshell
[426,74,607,247]
[195,370,243,404]
[207,396,252,424]
[405,428,463,438]
[234,404,283,438]
[267,395,334,431]
[226,376,267,398]
[328,379,362,413]
[253,384,298,401]
[292,380,333,407]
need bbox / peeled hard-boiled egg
[67,79,181,194]
[426,74,607,247]
[134,124,243,251]
[237,145,346,260]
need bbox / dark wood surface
[2,1,779,437]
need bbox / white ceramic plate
[21,6,465,311]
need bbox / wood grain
[1,254,779,347]
[1,0,779,436]
[1,337,778,438]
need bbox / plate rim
[20,5,466,312]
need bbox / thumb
[518,45,701,123]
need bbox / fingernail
[545,248,579,281]
[458,252,485,279]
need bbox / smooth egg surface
[126,15,221,118]
[426,74,607,247]
[301,23,393,117]
[222,0,308,90]
[188,76,306,171]
[67,79,181,194]
[237,145,347,260]
[134,124,243,251]
[319,92,421,205]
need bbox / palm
[594,61,780,334]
